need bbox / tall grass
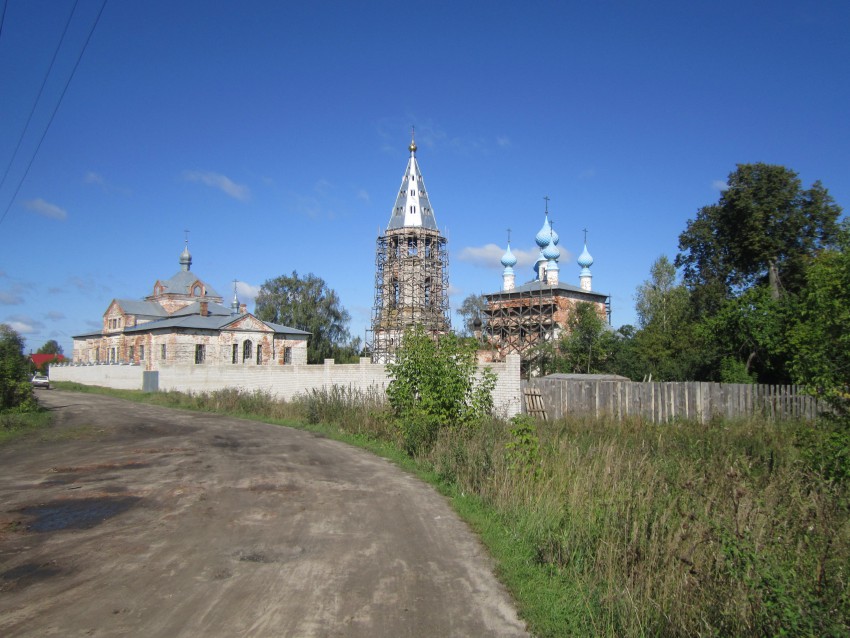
[52,382,849,636]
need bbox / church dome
[179,244,192,271]
[577,243,594,269]
[501,244,517,268]
[543,238,560,261]
[535,216,552,248]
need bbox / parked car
[31,374,50,389]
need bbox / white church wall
[50,354,522,417]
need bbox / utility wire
[0,0,80,192]
[0,0,109,229]
[0,0,7,42]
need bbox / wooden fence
[523,378,825,423]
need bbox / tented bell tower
[368,134,450,363]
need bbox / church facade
[482,209,610,364]
[71,245,309,370]
[368,135,451,363]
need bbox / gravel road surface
[0,390,528,637]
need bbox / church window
[284,347,292,364]
[410,189,414,196]
[161,344,167,360]
[232,344,238,364]
[424,239,431,257]
[408,238,417,256]
[256,344,263,364]
[392,279,400,307]
[140,345,145,360]
[424,278,431,305]
[193,285,202,297]
[128,346,134,360]
[243,340,252,362]
[195,344,205,364]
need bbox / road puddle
[18,496,141,532]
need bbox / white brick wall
[50,353,522,417]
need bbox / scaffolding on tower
[367,226,450,364]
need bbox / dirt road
[0,390,528,637]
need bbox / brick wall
[50,354,521,417]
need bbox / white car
[31,374,50,389]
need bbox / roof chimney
[200,301,208,317]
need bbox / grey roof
[485,280,608,299]
[170,301,232,317]
[387,155,439,231]
[114,299,168,318]
[123,312,310,336]
[157,270,222,299]
[72,330,104,339]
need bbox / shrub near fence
[525,379,823,423]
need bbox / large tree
[455,293,487,337]
[255,271,351,364]
[787,223,850,417]
[0,324,35,411]
[633,256,700,381]
[36,340,64,356]
[676,164,842,306]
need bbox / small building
[71,244,309,370]
[482,208,610,368]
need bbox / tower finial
[543,195,550,215]
[507,228,511,244]
[583,227,588,243]
[408,126,417,154]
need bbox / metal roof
[386,150,439,231]
[484,280,608,299]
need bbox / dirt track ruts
[0,390,528,637]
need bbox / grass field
[50,382,850,636]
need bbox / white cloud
[712,179,728,192]
[45,311,65,320]
[4,314,43,334]
[235,281,260,306]
[457,243,539,270]
[183,170,251,201]
[24,198,67,220]
[357,189,370,203]
[448,284,464,298]
[496,135,511,148]
[578,168,596,180]
[84,171,105,185]
[0,289,23,305]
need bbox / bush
[386,326,496,455]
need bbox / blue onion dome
[535,215,552,248]
[501,243,518,268]
[543,237,560,261]
[577,243,594,269]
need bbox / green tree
[386,325,495,455]
[632,256,697,380]
[36,340,64,356]
[456,293,487,337]
[556,302,618,374]
[0,324,36,411]
[787,227,850,417]
[255,271,351,364]
[676,164,842,306]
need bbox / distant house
[71,244,309,370]
[30,353,66,371]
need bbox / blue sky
[1,0,848,355]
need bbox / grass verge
[50,382,850,637]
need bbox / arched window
[392,278,400,307]
[242,340,252,362]
[424,278,431,305]
[256,344,263,365]
[193,284,202,297]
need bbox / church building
[482,207,610,367]
[71,244,309,370]
[368,135,451,363]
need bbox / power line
[0,0,80,192]
[0,1,8,42]
[0,0,109,229]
